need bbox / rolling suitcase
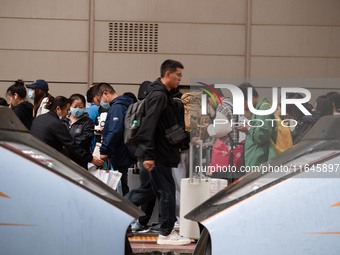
[180,140,210,239]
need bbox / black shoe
[131,221,150,233]
[149,223,161,233]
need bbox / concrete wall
[0,0,339,103]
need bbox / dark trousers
[126,162,177,236]
[126,166,157,226]
[150,163,177,236]
[115,166,129,195]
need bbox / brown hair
[33,88,53,117]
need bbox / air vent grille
[109,22,159,53]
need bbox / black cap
[26,79,49,92]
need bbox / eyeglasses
[94,95,102,104]
[94,90,107,103]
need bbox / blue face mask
[69,107,85,118]
[100,100,110,109]
[27,89,34,100]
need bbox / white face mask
[100,100,110,109]
[27,89,34,100]
[69,107,85,118]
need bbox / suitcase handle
[189,140,206,182]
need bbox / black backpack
[124,90,163,145]
[124,99,146,146]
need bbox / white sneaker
[157,230,191,245]
[173,221,180,230]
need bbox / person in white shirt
[26,79,53,117]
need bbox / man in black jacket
[133,59,191,245]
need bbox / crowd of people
[1,59,340,246]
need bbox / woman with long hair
[25,79,53,117]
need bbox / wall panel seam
[251,55,340,59]
[0,17,88,22]
[245,0,252,79]
[87,0,95,87]
[0,49,87,53]
[93,51,245,57]
[94,20,246,26]
[252,24,340,28]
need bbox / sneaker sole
[132,228,150,234]
[150,229,160,233]
[157,239,191,245]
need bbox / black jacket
[100,95,134,167]
[63,113,94,169]
[135,79,181,167]
[12,101,33,130]
[292,112,320,144]
[173,97,190,151]
[31,111,93,166]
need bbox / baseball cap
[26,79,49,92]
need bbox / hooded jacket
[12,101,33,130]
[244,97,277,167]
[135,79,181,167]
[100,95,133,167]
